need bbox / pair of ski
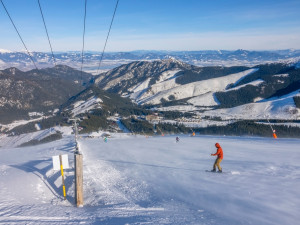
[205,170,224,173]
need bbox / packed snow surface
[130,70,181,104]
[137,68,258,105]
[71,96,102,116]
[224,79,264,92]
[0,131,299,225]
[203,89,300,120]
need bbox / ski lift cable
[267,118,275,132]
[96,0,119,75]
[37,0,56,66]
[80,0,88,85]
[0,0,38,70]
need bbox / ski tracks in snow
[80,141,150,208]
[78,138,222,224]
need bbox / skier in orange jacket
[211,143,223,172]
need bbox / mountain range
[94,58,300,116]
[0,57,299,137]
[0,65,92,123]
[1,49,300,74]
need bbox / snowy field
[0,132,300,225]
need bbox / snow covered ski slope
[0,132,299,224]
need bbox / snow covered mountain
[134,68,258,106]
[58,85,148,134]
[94,59,300,118]
[1,49,300,74]
[1,58,299,137]
[94,58,194,93]
[0,65,92,124]
[202,90,300,120]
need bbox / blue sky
[1,0,300,52]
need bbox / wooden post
[75,153,83,207]
[59,154,67,200]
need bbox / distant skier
[176,136,180,143]
[104,137,108,143]
[211,143,223,173]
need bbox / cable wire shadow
[10,159,75,204]
[98,158,203,172]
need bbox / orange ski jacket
[212,143,223,159]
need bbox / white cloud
[103,29,300,51]
[3,28,300,52]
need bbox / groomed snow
[203,90,300,120]
[156,105,213,112]
[0,116,48,132]
[0,126,72,148]
[71,96,102,116]
[187,92,220,106]
[156,69,181,83]
[225,79,264,92]
[133,70,182,104]
[129,78,151,93]
[159,119,235,128]
[0,131,299,224]
[129,78,152,100]
[139,68,258,105]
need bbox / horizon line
[1,48,300,54]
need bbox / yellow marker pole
[59,154,67,200]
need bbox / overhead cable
[37,0,57,66]
[96,0,119,75]
[1,0,38,70]
[80,0,87,85]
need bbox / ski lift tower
[69,117,83,207]
[69,118,80,153]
